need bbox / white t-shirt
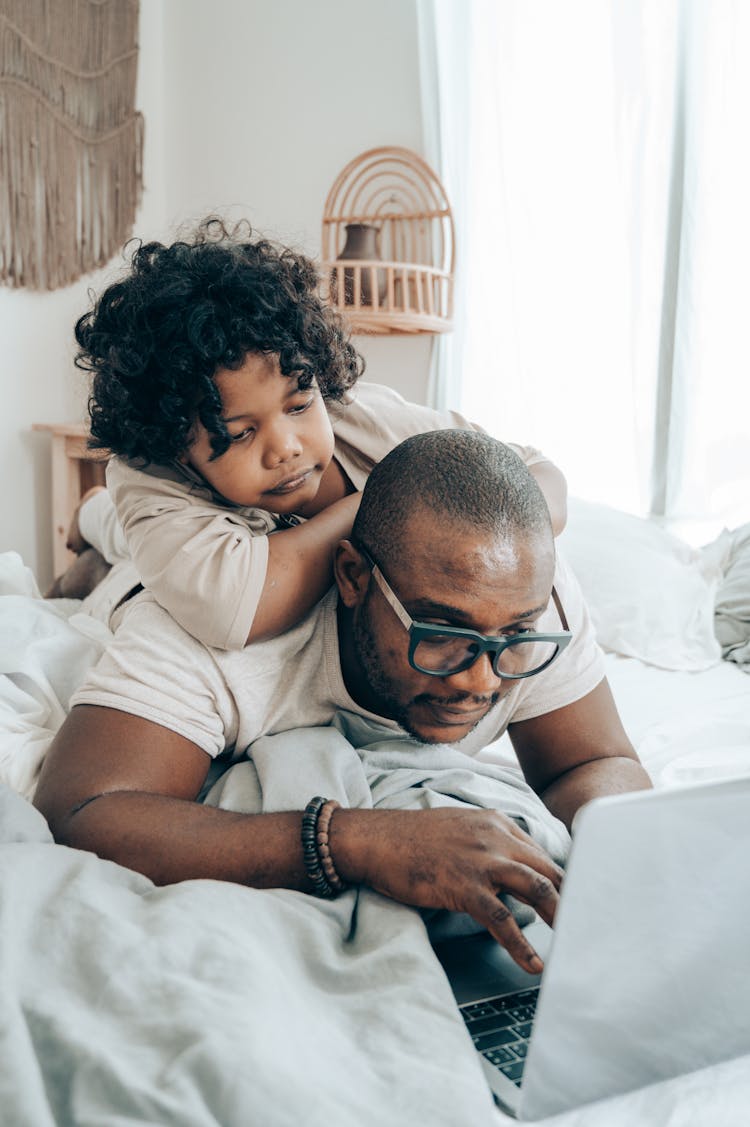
[70,550,605,762]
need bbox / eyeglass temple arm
[551,586,570,632]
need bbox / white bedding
[2,547,750,1126]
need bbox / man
[34,430,650,973]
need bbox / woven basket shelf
[321,146,454,335]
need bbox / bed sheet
[601,652,750,786]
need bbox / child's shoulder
[105,456,277,538]
[106,455,197,505]
[330,380,434,439]
[330,380,477,453]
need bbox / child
[67,218,567,650]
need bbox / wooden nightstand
[33,423,109,576]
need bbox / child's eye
[230,427,255,444]
[289,396,315,415]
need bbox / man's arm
[508,678,651,831]
[35,704,566,972]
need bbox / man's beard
[351,593,501,743]
[352,592,421,737]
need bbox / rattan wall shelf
[321,146,454,335]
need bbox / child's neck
[293,457,355,518]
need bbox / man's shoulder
[116,585,337,662]
[223,587,338,668]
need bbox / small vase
[333,223,387,307]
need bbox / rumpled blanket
[0,783,501,1126]
[0,552,111,798]
[702,523,750,672]
[206,711,570,936]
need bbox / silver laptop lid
[520,776,750,1119]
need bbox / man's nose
[262,420,303,467]
[442,652,502,697]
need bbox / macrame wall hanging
[0,0,143,290]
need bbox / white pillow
[557,498,721,672]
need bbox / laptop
[434,777,750,1119]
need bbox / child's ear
[334,540,371,608]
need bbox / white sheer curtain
[418,0,750,540]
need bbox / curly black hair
[75,218,364,464]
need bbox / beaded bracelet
[301,796,348,898]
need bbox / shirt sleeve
[107,458,270,651]
[69,594,239,757]
[76,487,130,564]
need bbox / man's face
[347,511,556,744]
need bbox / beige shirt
[103,381,548,650]
[71,550,604,762]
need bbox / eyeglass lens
[413,634,560,677]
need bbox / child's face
[186,352,335,513]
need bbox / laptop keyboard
[460,988,539,1087]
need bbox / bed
[2,498,749,1126]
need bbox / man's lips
[265,468,315,495]
[420,699,494,726]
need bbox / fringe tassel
[0,0,143,290]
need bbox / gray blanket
[208,711,567,837]
[0,714,570,1127]
[206,710,570,936]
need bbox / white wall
[0,3,167,586]
[160,0,432,402]
[2,0,430,587]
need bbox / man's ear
[334,539,371,608]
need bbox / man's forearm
[59,790,313,888]
[50,789,567,973]
[538,756,652,832]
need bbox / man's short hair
[352,429,551,565]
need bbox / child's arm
[106,459,358,651]
[331,383,568,537]
[527,460,567,537]
[506,443,568,537]
[247,492,360,643]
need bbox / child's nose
[263,420,304,466]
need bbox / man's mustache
[412,691,500,708]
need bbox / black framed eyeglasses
[358,547,573,680]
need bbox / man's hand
[332,807,562,973]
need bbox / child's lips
[266,468,314,495]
